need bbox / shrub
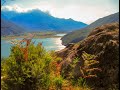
[1,43,61,90]
[80,51,101,78]
[53,76,64,90]
[69,51,101,89]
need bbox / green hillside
[61,12,119,46]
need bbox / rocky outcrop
[57,22,119,89]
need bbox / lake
[1,34,66,58]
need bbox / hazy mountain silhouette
[2,9,87,32]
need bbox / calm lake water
[1,34,66,58]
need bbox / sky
[1,0,119,24]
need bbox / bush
[1,43,61,90]
[71,77,86,87]
[53,76,63,90]
[77,77,86,87]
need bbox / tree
[1,42,63,90]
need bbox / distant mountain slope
[2,9,87,32]
[1,11,18,19]
[1,18,25,36]
[61,12,119,45]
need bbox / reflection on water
[54,34,66,37]
[1,34,66,58]
[53,38,65,51]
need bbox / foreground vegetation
[57,22,119,90]
[1,40,99,90]
[2,23,119,90]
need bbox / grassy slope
[57,22,119,89]
[61,12,119,46]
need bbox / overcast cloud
[1,0,119,24]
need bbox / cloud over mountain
[2,0,119,24]
[2,9,87,32]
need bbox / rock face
[57,22,119,89]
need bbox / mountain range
[61,12,119,45]
[1,9,87,32]
[1,18,24,36]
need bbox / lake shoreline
[1,36,62,40]
[1,33,66,58]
